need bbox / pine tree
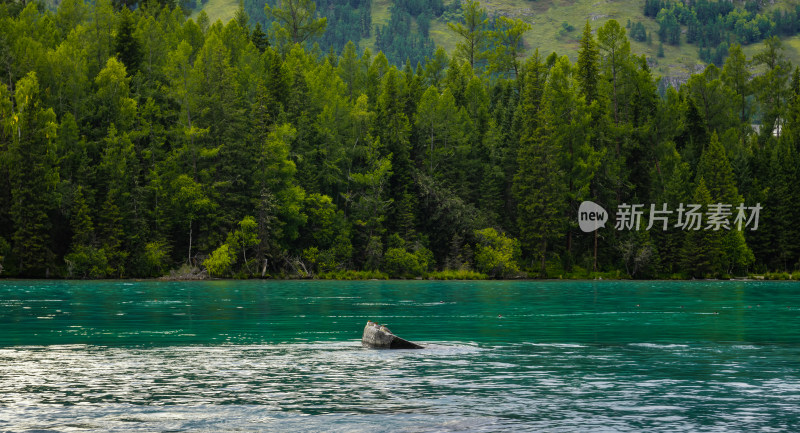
[514,60,568,275]
[680,178,715,277]
[576,21,600,105]
[5,73,59,276]
[695,133,754,275]
[514,121,565,276]
[697,132,740,204]
[114,8,141,75]
[377,68,416,241]
[597,19,631,125]
[722,44,751,145]
[251,23,269,52]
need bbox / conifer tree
[447,0,487,70]
[680,178,715,277]
[576,21,600,105]
[5,73,59,276]
[114,8,141,75]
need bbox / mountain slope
[198,0,800,78]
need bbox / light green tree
[448,0,488,70]
[487,16,531,79]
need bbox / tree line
[0,0,798,279]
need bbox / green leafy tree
[204,243,233,277]
[64,186,109,278]
[377,68,416,241]
[487,16,530,79]
[474,228,520,278]
[383,247,426,278]
[226,216,259,274]
[513,58,568,275]
[751,36,791,139]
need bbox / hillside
[198,0,800,79]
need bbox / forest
[0,0,799,279]
[644,0,800,65]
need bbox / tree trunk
[188,219,193,265]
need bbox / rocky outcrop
[361,321,423,349]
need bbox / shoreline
[0,276,793,282]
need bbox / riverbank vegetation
[0,0,799,280]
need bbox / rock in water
[362,321,423,349]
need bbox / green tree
[377,68,415,241]
[513,102,566,275]
[114,8,141,75]
[474,227,520,278]
[722,44,751,129]
[576,21,600,105]
[94,57,137,132]
[597,19,630,124]
[487,16,530,79]
[695,133,754,275]
[265,0,327,45]
[226,216,259,274]
[751,36,791,138]
[3,73,59,276]
[204,243,233,277]
[680,178,716,277]
[448,0,488,70]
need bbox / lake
[1,279,799,431]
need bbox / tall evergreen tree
[576,21,600,105]
[114,8,141,75]
[4,73,59,276]
[680,178,715,278]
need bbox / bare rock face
[361,321,423,349]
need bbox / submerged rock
[361,321,423,349]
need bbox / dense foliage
[0,0,798,279]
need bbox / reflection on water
[1,280,800,431]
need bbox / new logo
[578,201,608,233]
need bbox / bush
[383,247,426,278]
[630,22,647,42]
[142,240,171,277]
[64,245,110,278]
[474,228,521,278]
[317,270,389,280]
[204,244,233,277]
[426,269,487,280]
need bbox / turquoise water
[1,280,800,431]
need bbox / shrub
[474,228,521,278]
[426,269,487,280]
[383,247,426,278]
[64,245,109,278]
[204,244,233,277]
[142,240,171,277]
